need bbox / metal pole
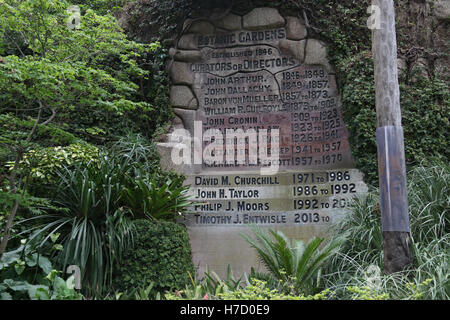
[371,0,412,274]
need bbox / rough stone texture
[178,34,198,50]
[172,114,184,128]
[304,39,333,72]
[170,85,198,109]
[243,7,285,30]
[183,19,215,34]
[169,62,194,85]
[173,108,196,136]
[172,49,202,62]
[215,13,242,30]
[156,142,185,175]
[279,39,306,63]
[328,74,339,96]
[156,115,185,144]
[285,16,307,40]
[433,0,450,20]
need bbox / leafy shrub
[164,264,244,300]
[217,279,334,301]
[407,162,449,243]
[0,240,83,300]
[25,155,136,297]
[72,0,133,14]
[322,161,449,300]
[9,143,99,186]
[339,52,449,184]
[122,176,191,221]
[0,114,81,176]
[165,277,334,301]
[0,114,80,148]
[241,226,341,295]
[108,132,191,221]
[113,219,195,297]
[109,132,160,171]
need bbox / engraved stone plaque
[161,8,368,278]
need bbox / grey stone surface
[178,34,199,50]
[285,16,307,40]
[279,39,306,63]
[184,19,215,34]
[328,74,339,96]
[243,7,285,30]
[169,61,195,85]
[216,13,242,30]
[173,107,196,136]
[173,49,202,62]
[156,142,185,174]
[170,85,199,109]
[304,39,333,72]
[434,0,450,20]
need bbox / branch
[0,103,43,258]
[25,101,43,143]
[40,107,56,126]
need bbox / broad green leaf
[37,256,53,274]
[27,285,50,300]
[3,279,31,292]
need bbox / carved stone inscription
[164,8,367,278]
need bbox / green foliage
[345,286,390,301]
[0,114,79,148]
[338,52,378,183]
[113,219,195,297]
[163,262,432,301]
[407,162,449,242]
[10,143,99,185]
[241,226,341,295]
[0,114,81,177]
[166,264,244,300]
[164,263,333,300]
[323,161,449,300]
[23,154,136,296]
[339,52,449,184]
[165,275,334,300]
[400,78,449,168]
[71,0,136,15]
[202,264,245,295]
[122,176,191,221]
[217,279,333,301]
[0,240,83,300]
[107,132,191,221]
[109,132,160,170]
[0,0,158,146]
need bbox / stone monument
[158,7,368,278]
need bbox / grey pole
[371,0,412,274]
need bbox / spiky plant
[24,155,135,296]
[241,226,341,295]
